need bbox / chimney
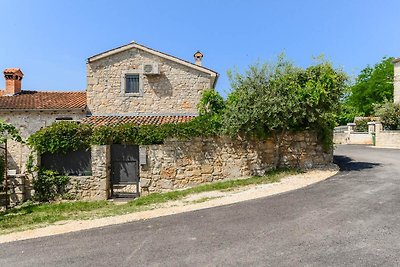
[194,51,203,66]
[3,68,23,96]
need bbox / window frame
[121,70,144,97]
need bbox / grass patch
[130,168,297,207]
[188,196,221,204]
[0,168,299,234]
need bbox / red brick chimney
[3,68,23,95]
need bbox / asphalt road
[2,145,400,266]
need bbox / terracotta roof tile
[82,115,196,127]
[3,68,22,74]
[0,90,86,110]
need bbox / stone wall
[334,132,373,145]
[86,47,213,115]
[7,174,28,206]
[7,134,332,201]
[375,130,400,148]
[140,132,332,194]
[333,123,374,145]
[334,122,400,148]
[67,145,110,200]
[0,111,86,173]
[5,146,110,203]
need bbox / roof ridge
[87,42,218,75]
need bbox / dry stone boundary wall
[8,131,332,202]
[140,132,331,194]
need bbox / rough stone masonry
[139,132,331,194]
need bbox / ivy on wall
[27,122,92,154]
[28,117,220,154]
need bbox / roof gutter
[211,73,219,89]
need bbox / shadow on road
[333,155,381,171]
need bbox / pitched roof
[87,42,218,87]
[0,91,86,110]
[81,115,195,127]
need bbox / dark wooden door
[110,144,140,197]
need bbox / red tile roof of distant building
[0,91,86,110]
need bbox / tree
[196,89,225,133]
[0,121,22,186]
[0,121,22,144]
[223,56,347,166]
[342,57,394,119]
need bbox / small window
[125,74,140,93]
[55,117,73,121]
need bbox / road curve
[1,145,400,266]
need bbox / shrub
[33,169,70,202]
[374,100,400,130]
[354,118,370,132]
[91,125,115,145]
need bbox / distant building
[393,58,400,103]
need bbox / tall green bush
[223,56,347,155]
[197,89,225,133]
[33,169,70,202]
[374,100,400,130]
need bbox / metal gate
[110,144,140,198]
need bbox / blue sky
[1,0,399,97]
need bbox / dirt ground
[0,167,338,244]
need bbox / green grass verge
[0,168,299,234]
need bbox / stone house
[1,42,333,202]
[0,68,87,173]
[0,42,220,200]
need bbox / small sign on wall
[139,147,147,165]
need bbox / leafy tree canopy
[222,56,347,149]
[341,57,394,120]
